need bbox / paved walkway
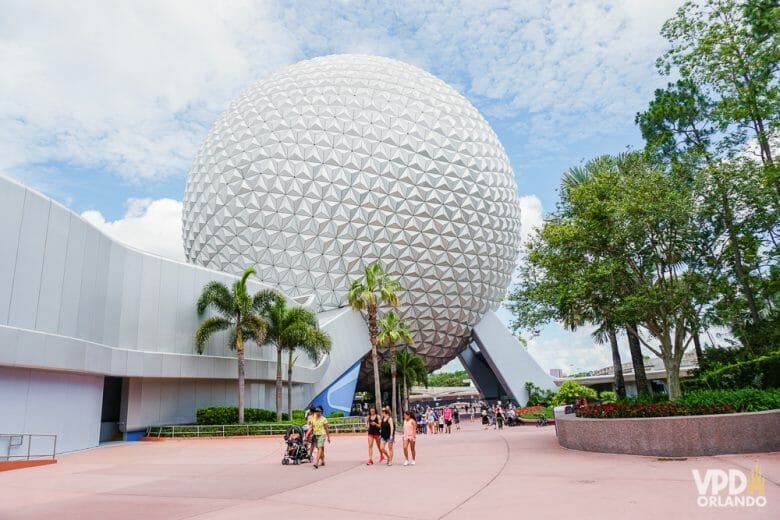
[0,422,777,519]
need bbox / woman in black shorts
[379,407,395,466]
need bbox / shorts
[313,434,326,448]
[380,435,394,444]
[445,419,452,426]
[404,436,416,443]
[368,433,380,441]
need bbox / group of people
[475,401,516,430]
[413,404,459,434]
[365,407,418,466]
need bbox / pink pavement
[0,421,777,519]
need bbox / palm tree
[195,267,268,424]
[560,155,650,397]
[394,349,428,412]
[378,311,414,419]
[285,324,332,419]
[347,263,401,411]
[256,291,329,420]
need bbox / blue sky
[1,0,684,373]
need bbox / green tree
[511,152,708,399]
[347,263,402,412]
[377,310,414,419]
[637,0,780,350]
[659,0,779,173]
[256,291,329,420]
[392,350,428,412]
[285,321,332,420]
[195,267,269,424]
[428,370,470,387]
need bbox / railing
[0,434,57,461]
[146,418,367,438]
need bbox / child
[402,410,417,466]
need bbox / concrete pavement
[0,422,777,519]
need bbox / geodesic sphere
[182,54,522,371]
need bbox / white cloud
[518,194,543,245]
[526,323,633,375]
[1,1,683,182]
[82,198,185,261]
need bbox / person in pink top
[402,410,417,466]
[442,405,453,434]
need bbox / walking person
[437,410,444,433]
[402,410,417,466]
[453,406,460,431]
[495,404,504,430]
[379,407,395,466]
[311,407,330,469]
[425,406,436,435]
[366,407,382,465]
[443,405,452,434]
[481,405,489,429]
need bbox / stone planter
[556,409,780,457]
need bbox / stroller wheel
[282,458,289,465]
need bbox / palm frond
[197,281,233,316]
[253,288,284,313]
[194,316,232,354]
[242,314,269,346]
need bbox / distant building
[549,368,565,378]
[553,351,699,396]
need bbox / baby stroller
[282,425,312,465]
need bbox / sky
[1,0,685,374]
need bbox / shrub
[518,405,554,419]
[551,381,597,405]
[599,391,617,404]
[576,403,736,418]
[676,388,780,412]
[292,409,306,421]
[328,411,345,418]
[576,388,780,418]
[525,381,556,406]
[196,406,278,425]
[683,351,780,391]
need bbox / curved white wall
[0,175,370,452]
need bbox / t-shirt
[312,416,328,436]
[443,408,452,421]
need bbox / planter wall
[557,410,780,457]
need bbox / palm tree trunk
[390,344,398,419]
[237,333,246,424]
[368,307,382,411]
[403,378,409,412]
[276,345,283,421]
[626,323,650,396]
[608,328,626,399]
[287,349,293,420]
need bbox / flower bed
[576,403,736,418]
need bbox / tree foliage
[194,267,268,424]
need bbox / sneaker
[379,456,385,463]
[411,460,416,465]
[403,460,409,466]
[366,459,373,465]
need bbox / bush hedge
[682,351,780,391]
[196,406,291,425]
[328,411,345,418]
[576,388,780,419]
